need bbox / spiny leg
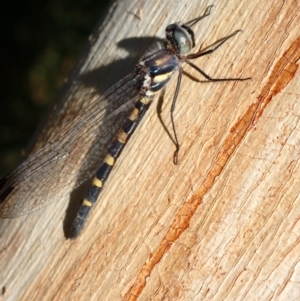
[171,31,250,164]
[187,30,243,60]
[170,67,183,165]
[170,63,249,166]
[184,5,213,27]
[186,59,251,82]
[170,62,249,166]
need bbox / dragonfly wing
[0,73,141,217]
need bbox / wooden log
[1,0,300,300]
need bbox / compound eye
[174,26,193,54]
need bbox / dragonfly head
[165,23,195,55]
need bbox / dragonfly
[0,6,250,238]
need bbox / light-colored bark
[1,0,300,300]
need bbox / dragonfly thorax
[138,49,180,96]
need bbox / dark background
[0,0,111,177]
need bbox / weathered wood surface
[1,0,300,300]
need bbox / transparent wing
[0,73,141,217]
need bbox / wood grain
[1,0,300,300]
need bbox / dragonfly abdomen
[70,95,153,238]
[70,48,181,238]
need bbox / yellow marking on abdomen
[128,107,139,121]
[140,96,152,105]
[117,131,127,144]
[104,154,115,166]
[92,177,103,188]
[82,199,92,207]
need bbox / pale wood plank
[1,0,300,300]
